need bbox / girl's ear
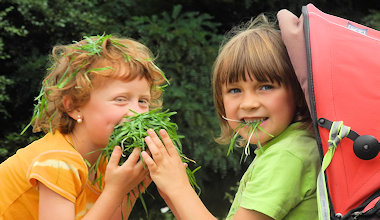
[62,95,80,120]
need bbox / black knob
[353,135,380,160]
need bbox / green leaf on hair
[71,33,112,56]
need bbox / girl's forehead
[223,71,276,85]
[92,75,148,88]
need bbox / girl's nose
[125,109,136,117]
[125,101,144,116]
[240,93,260,110]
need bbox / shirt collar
[254,122,302,156]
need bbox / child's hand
[142,129,216,220]
[141,129,191,197]
[104,146,150,198]
[119,174,152,217]
[127,174,152,203]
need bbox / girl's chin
[243,133,272,145]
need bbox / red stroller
[278,4,380,219]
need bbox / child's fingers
[141,151,157,172]
[108,146,122,167]
[147,129,166,150]
[142,171,153,186]
[144,136,163,162]
[159,129,180,158]
[122,147,141,167]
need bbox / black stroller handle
[317,118,380,160]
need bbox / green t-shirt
[226,123,321,220]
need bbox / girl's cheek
[228,121,239,132]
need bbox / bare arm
[38,181,125,220]
[233,207,274,220]
[39,146,150,220]
[111,175,152,220]
[38,183,75,220]
[142,129,216,220]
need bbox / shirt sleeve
[27,150,88,203]
[240,149,305,219]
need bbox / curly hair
[32,35,167,134]
[212,14,312,145]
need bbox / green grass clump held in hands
[90,108,201,215]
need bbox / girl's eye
[115,97,127,102]
[228,88,241,94]
[139,99,150,106]
[260,85,274,91]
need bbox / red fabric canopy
[279,3,380,216]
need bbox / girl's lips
[258,118,268,126]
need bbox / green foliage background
[0,0,379,219]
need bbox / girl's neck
[69,130,101,167]
[66,133,99,183]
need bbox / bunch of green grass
[223,116,273,162]
[90,108,201,216]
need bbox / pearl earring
[77,115,82,123]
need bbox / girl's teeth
[244,119,264,123]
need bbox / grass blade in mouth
[222,116,274,161]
